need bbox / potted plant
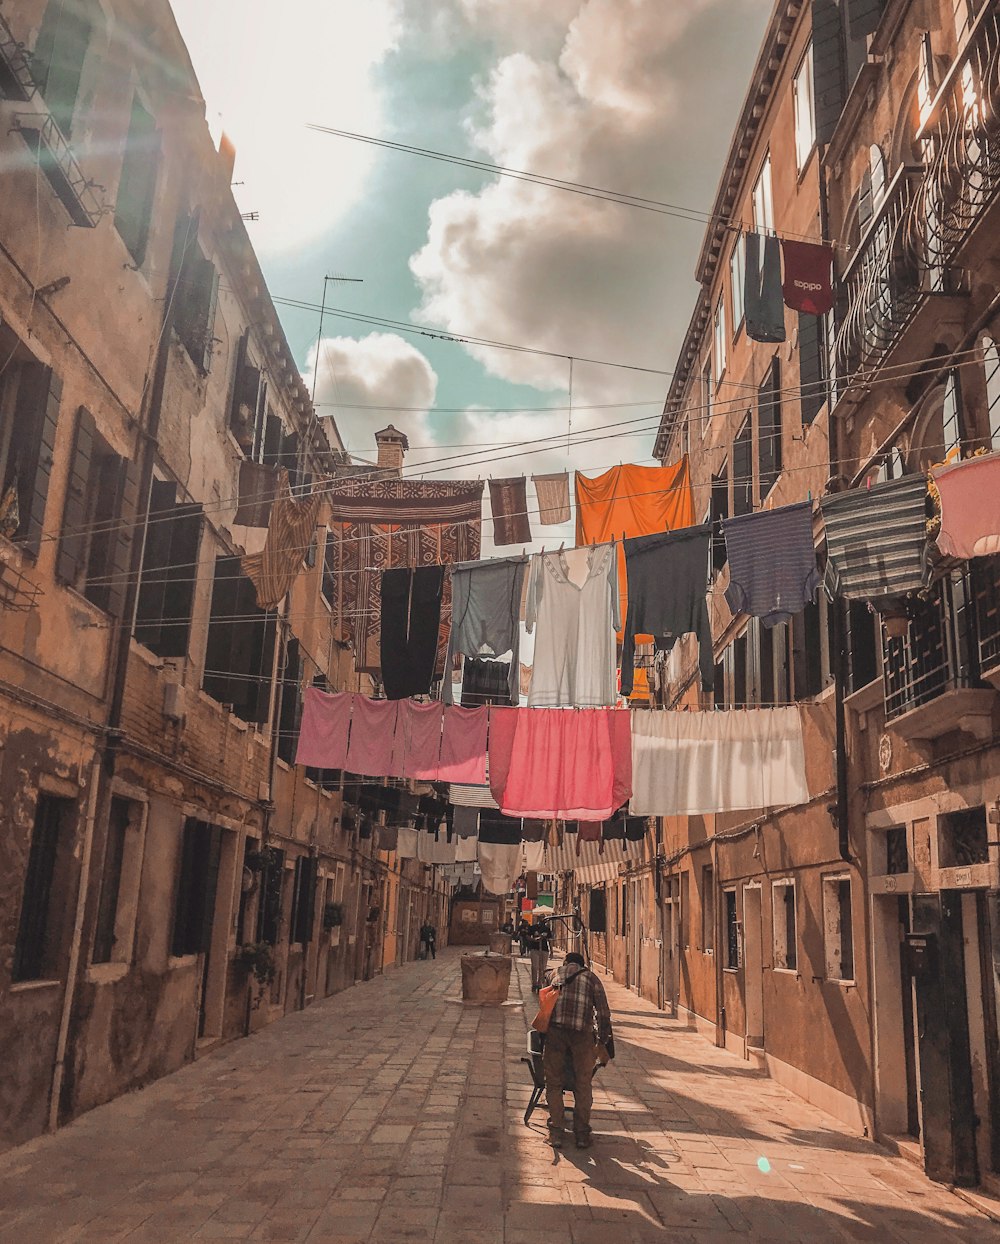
[236,941,276,987]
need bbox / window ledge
[845,677,884,715]
[8,978,61,993]
[824,977,856,988]
[772,967,798,976]
[86,961,129,985]
[723,966,739,974]
[167,954,198,970]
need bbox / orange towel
[575,458,696,639]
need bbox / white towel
[629,706,809,816]
[478,841,521,895]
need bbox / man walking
[543,952,613,1150]
[528,919,552,992]
[419,921,436,960]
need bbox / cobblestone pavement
[2,949,999,1243]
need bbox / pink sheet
[396,700,445,780]
[294,688,352,769]
[490,708,633,820]
[345,697,399,776]
[438,705,489,784]
[487,706,519,805]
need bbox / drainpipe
[833,598,852,864]
[48,753,102,1132]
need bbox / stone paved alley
[1,950,998,1244]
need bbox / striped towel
[820,475,929,605]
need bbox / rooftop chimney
[374,424,408,474]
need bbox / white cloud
[169,0,400,255]
[306,332,438,457]
[409,0,768,428]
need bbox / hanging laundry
[395,827,419,859]
[521,839,545,874]
[394,699,444,780]
[418,831,456,865]
[624,816,647,842]
[456,833,479,862]
[533,471,571,526]
[233,460,280,527]
[438,704,489,784]
[489,706,632,821]
[933,454,1000,558]
[846,0,883,39]
[621,525,715,695]
[325,478,483,675]
[629,706,810,817]
[821,475,930,607]
[723,501,821,626]
[478,809,524,844]
[345,697,399,777]
[448,782,498,809]
[378,825,399,853]
[453,806,480,838]
[601,814,625,841]
[241,469,322,609]
[443,556,527,706]
[380,566,445,699]
[519,662,532,698]
[488,477,532,546]
[525,543,619,708]
[460,657,514,708]
[294,687,352,770]
[478,841,521,895]
[780,239,834,316]
[744,232,786,344]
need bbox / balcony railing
[882,569,979,722]
[835,166,928,377]
[0,11,35,102]
[916,5,1000,269]
[12,112,102,227]
[973,553,1000,682]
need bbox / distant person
[543,952,614,1150]
[419,922,437,960]
[518,922,530,957]
[528,919,552,992]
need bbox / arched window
[983,335,1000,449]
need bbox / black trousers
[380,566,445,699]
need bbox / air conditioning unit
[163,682,185,723]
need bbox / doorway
[742,885,763,1051]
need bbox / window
[710,463,729,572]
[56,408,138,615]
[983,336,1000,448]
[174,238,219,372]
[732,632,749,707]
[799,313,827,427]
[823,875,855,981]
[258,848,285,946]
[792,595,829,699]
[276,637,302,766]
[752,153,774,233]
[733,416,753,517]
[202,555,277,725]
[701,865,715,953]
[941,371,963,461]
[171,818,223,958]
[857,144,887,236]
[757,357,782,497]
[620,882,628,937]
[0,335,63,556]
[772,879,797,971]
[700,357,713,431]
[846,599,879,692]
[134,480,202,658]
[885,826,909,875]
[13,794,74,981]
[92,797,145,965]
[939,806,989,867]
[114,95,158,265]
[320,531,337,607]
[32,0,93,137]
[680,871,690,949]
[713,656,726,705]
[730,234,746,333]
[724,889,740,970]
[588,888,607,933]
[759,616,777,704]
[714,298,727,384]
[289,856,318,945]
[793,44,816,171]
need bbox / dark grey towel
[723,501,820,626]
[745,232,786,344]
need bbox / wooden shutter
[14,364,62,557]
[710,467,729,572]
[196,823,223,955]
[733,417,754,516]
[262,412,283,466]
[203,556,243,710]
[134,479,177,651]
[56,406,96,585]
[846,0,883,39]
[758,357,782,497]
[114,94,159,265]
[276,637,301,765]
[293,856,318,944]
[201,264,220,373]
[812,0,846,145]
[104,453,140,619]
[279,430,300,489]
[171,818,200,956]
[799,313,827,425]
[34,0,92,137]
[228,329,249,437]
[158,503,201,658]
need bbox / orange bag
[531,985,559,1033]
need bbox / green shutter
[56,406,96,585]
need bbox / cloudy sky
[171,0,769,550]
